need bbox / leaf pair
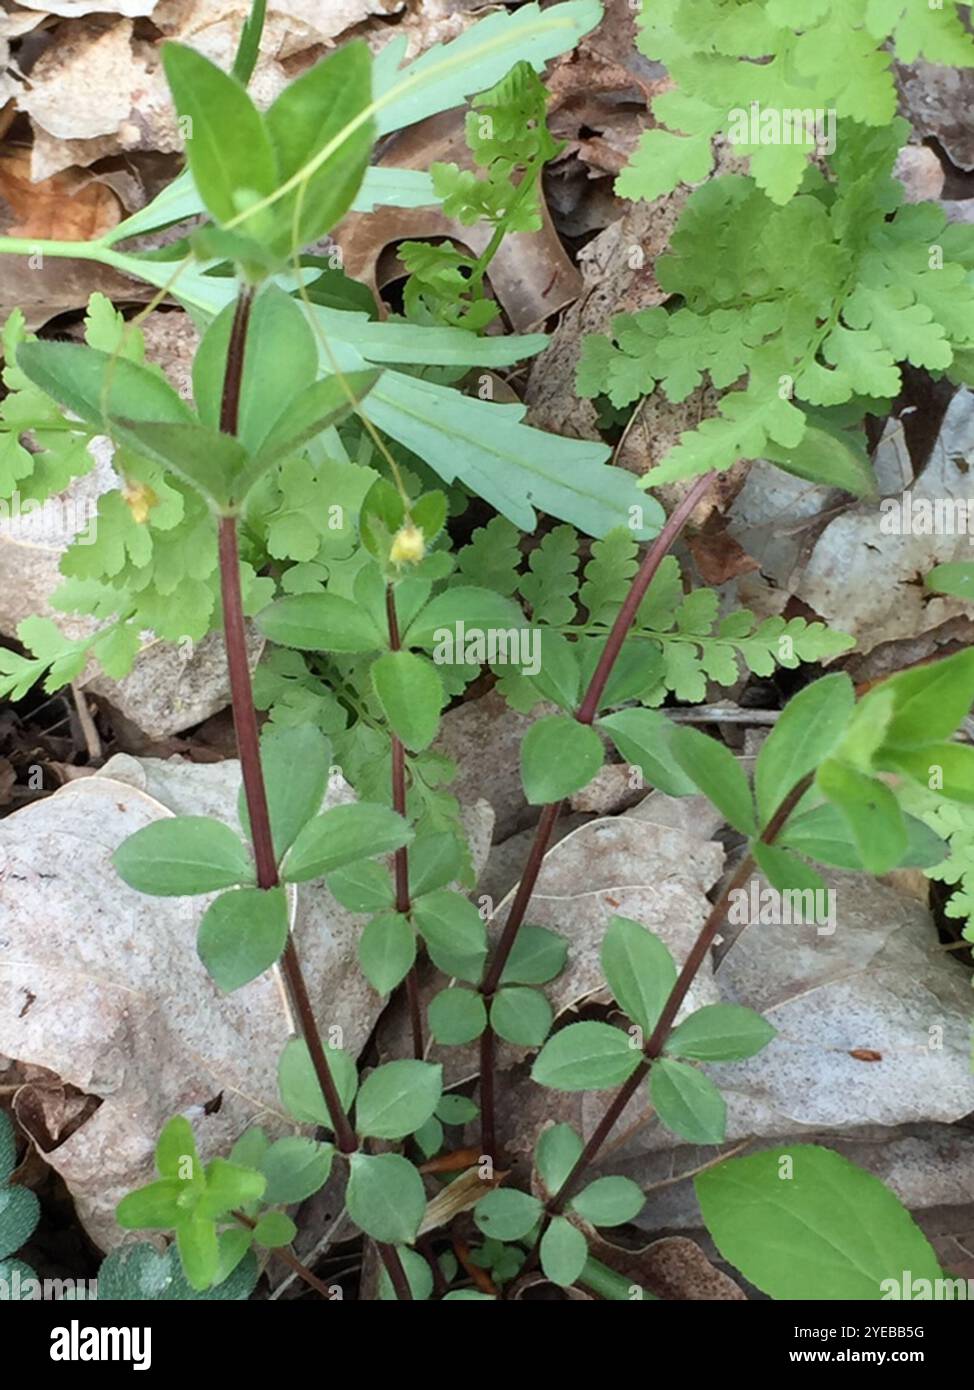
[163,40,375,267]
[113,725,412,992]
[532,916,776,1145]
[116,1116,267,1292]
[16,287,380,516]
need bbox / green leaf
[253,1211,297,1249]
[231,0,265,84]
[0,1114,16,1185]
[328,860,395,913]
[193,286,317,454]
[571,1176,645,1227]
[601,915,677,1036]
[106,420,249,512]
[927,561,974,602]
[751,841,827,897]
[198,1159,265,1218]
[500,924,567,986]
[881,741,974,805]
[238,724,330,863]
[696,1145,944,1299]
[282,802,412,882]
[176,1211,220,1292]
[374,1,603,137]
[780,801,948,871]
[346,1152,427,1244]
[764,426,877,496]
[162,43,278,230]
[12,343,244,508]
[520,715,604,805]
[532,1022,640,1092]
[665,1004,776,1062]
[97,1241,258,1301]
[428,987,488,1045]
[355,1060,442,1140]
[363,371,663,538]
[535,1124,583,1195]
[371,650,444,751]
[403,585,525,648]
[540,1215,588,1287]
[113,816,254,896]
[754,674,856,826]
[817,758,907,874]
[262,40,375,255]
[879,647,974,749]
[671,728,756,834]
[408,832,465,897]
[197,886,288,991]
[490,986,553,1047]
[278,1038,358,1128]
[474,1188,543,1242]
[433,1099,476,1132]
[650,1059,726,1145]
[413,1115,444,1161]
[260,1138,334,1204]
[257,590,385,653]
[116,1179,184,1232]
[358,912,416,994]
[378,1246,435,1301]
[0,1186,40,1260]
[155,1115,199,1182]
[245,370,381,478]
[598,708,698,798]
[412,889,488,982]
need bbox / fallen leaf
[590,1233,746,1300]
[0,149,120,239]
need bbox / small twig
[70,681,102,761]
[665,707,780,726]
[233,1211,335,1300]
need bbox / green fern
[620,0,974,207]
[581,121,974,491]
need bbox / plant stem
[476,473,715,1156]
[216,285,412,1298]
[544,770,816,1219]
[575,473,716,725]
[385,584,424,1059]
[233,1210,334,1299]
[375,1242,414,1300]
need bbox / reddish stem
[477,473,716,1155]
[386,584,424,1059]
[217,287,411,1298]
[545,770,816,1219]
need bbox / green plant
[577,2,974,491]
[0,1111,39,1295]
[3,0,974,1304]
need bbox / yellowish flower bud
[390,522,425,567]
[122,482,158,525]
